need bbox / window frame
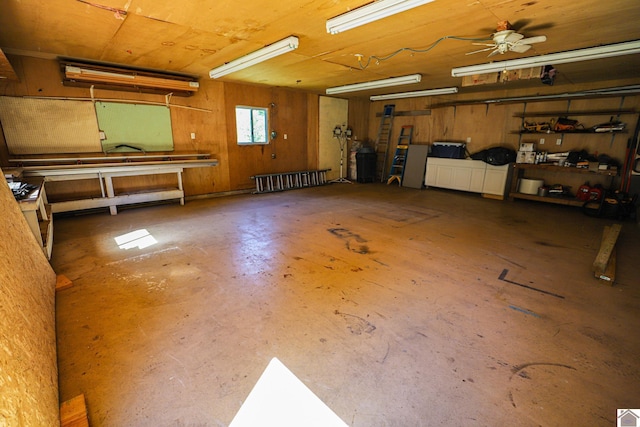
[235,105,270,145]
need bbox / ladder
[387,125,413,185]
[375,104,395,182]
[251,169,330,194]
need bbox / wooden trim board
[60,394,89,427]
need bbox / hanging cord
[355,35,493,70]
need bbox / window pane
[252,109,267,143]
[235,108,252,143]
[235,106,268,145]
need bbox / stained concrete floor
[53,183,640,426]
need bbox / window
[235,106,269,145]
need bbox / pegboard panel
[0,96,101,154]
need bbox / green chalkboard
[95,102,174,152]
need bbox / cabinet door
[425,162,437,186]
[436,165,455,188]
[451,167,473,190]
[469,168,486,192]
[483,164,510,196]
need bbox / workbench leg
[177,171,185,205]
[104,175,118,215]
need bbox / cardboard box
[524,152,536,164]
[519,142,535,152]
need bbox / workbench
[18,159,218,215]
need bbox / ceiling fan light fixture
[209,36,299,79]
[326,74,422,94]
[452,39,640,77]
[326,0,436,34]
[370,87,458,101]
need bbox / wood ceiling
[1,0,640,98]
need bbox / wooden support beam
[593,224,621,284]
[596,246,616,285]
[60,394,89,427]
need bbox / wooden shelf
[17,181,53,259]
[514,163,618,177]
[508,163,618,209]
[509,192,584,207]
[513,130,628,135]
[513,109,635,118]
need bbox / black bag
[470,147,516,166]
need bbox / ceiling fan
[467,21,547,57]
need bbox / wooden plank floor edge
[56,274,73,291]
[60,394,89,427]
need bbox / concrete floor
[53,183,640,426]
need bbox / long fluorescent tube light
[327,0,435,34]
[64,65,199,92]
[451,40,640,77]
[209,36,299,79]
[370,86,458,101]
[326,74,422,95]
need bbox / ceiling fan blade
[471,42,497,47]
[518,35,547,45]
[487,49,501,58]
[466,47,496,55]
[505,32,524,43]
[510,44,532,53]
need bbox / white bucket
[518,178,545,195]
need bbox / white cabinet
[425,158,510,198]
[426,158,485,192]
[482,164,511,197]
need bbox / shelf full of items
[508,142,619,207]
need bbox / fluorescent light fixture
[451,40,640,77]
[327,0,435,34]
[326,74,421,95]
[64,65,199,93]
[370,86,458,101]
[209,36,299,79]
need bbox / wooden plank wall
[2,54,640,200]
[369,95,640,191]
[223,83,312,189]
[0,55,318,199]
[0,167,59,426]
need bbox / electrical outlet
[190,132,196,139]
[556,138,562,145]
[284,134,288,140]
[539,138,545,145]
[466,137,471,143]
